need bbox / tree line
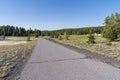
[103,13,120,41]
[0,12,120,42]
[41,26,104,36]
[42,12,120,43]
[0,25,41,37]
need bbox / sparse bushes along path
[45,35,120,68]
[0,40,37,80]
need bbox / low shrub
[58,35,63,40]
[87,29,95,44]
[34,33,39,38]
[106,40,112,46]
[65,35,70,40]
[27,36,31,41]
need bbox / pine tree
[58,35,63,40]
[27,30,31,41]
[50,32,55,38]
[64,32,70,40]
[87,29,95,44]
[3,29,6,40]
[103,25,118,41]
[54,32,59,38]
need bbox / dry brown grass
[46,35,120,60]
[0,40,37,79]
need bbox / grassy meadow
[46,35,120,63]
[59,35,107,43]
[0,37,37,79]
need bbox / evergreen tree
[64,32,70,40]
[50,32,55,38]
[27,30,31,41]
[3,28,6,40]
[103,25,118,41]
[34,30,40,38]
[87,29,95,44]
[103,13,120,41]
[54,32,59,38]
[58,35,63,40]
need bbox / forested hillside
[41,26,104,36]
[0,25,41,36]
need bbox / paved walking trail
[20,38,120,80]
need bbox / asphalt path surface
[20,38,120,80]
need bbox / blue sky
[0,0,120,30]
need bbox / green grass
[58,35,107,43]
[48,35,120,57]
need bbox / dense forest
[41,26,104,36]
[0,25,104,37]
[0,25,41,36]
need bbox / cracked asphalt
[20,38,120,80]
